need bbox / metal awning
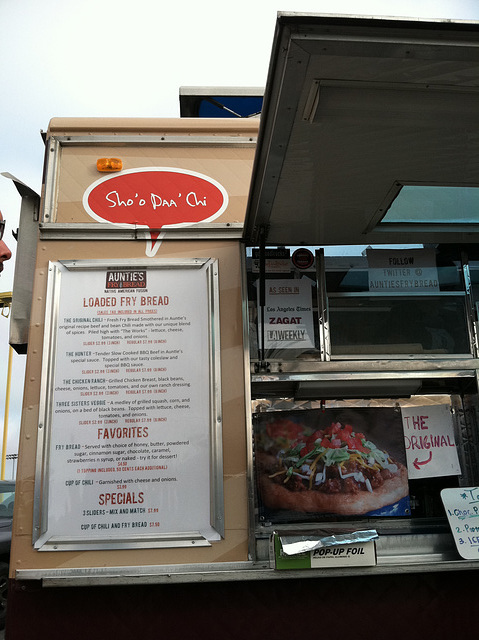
[244,14,479,246]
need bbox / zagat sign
[83,167,229,255]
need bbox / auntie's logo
[83,167,229,256]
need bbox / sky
[0,0,478,477]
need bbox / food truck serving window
[240,13,479,572]
[246,244,479,567]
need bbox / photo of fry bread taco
[255,410,410,517]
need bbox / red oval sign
[83,167,228,230]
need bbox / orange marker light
[96,158,123,172]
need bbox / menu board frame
[33,258,224,551]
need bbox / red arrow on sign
[413,450,432,470]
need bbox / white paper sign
[36,261,221,549]
[401,405,461,479]
[441,487,479,560]
[367,248,439,292]
[261,278,315,350]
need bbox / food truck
[6,13,479,639]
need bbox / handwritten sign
[367,248,439,292]
[262,278,315,350]
[401,405,461,479]
[441,487,479,560]
[83,167,228,255]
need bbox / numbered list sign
[441,487,479,560]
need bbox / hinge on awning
[256,225,270,373]
[2,173,40,354]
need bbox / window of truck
[246,244,479,564]
[247,244,474,362]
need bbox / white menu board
[34,259,223,550]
